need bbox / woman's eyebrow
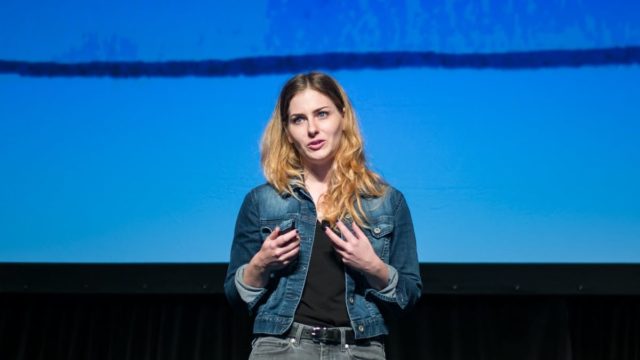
[289,106,330,118]
[312,106,330,113]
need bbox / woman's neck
[303,162,331,185]
[303,161,332,216]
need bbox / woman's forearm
[364,257,389,290]
[243,254,270,288]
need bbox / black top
[294,220,350,327]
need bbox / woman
[224,72,422,359]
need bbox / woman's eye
[318,111,329,118]
[290,116,304,125]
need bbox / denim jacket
[224,183,422,339]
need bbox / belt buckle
[310,327,328,343]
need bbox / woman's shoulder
[382,184,403,197]
[361,184,407,213]
[246,183,279,197]
[376,184,405,202]
[245,183,294,203]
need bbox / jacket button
[357,325,365,332]
[348,297,354,304]
[373,227,381,234]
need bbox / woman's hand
[243,227,300,288]
[325,220,389,290]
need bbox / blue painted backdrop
[1,0,639,263]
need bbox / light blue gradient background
[1,1,639,263]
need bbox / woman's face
[286,88,344,169]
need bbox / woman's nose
[307,118,319,136]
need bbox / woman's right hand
[243,227,300,288]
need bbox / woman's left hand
[325,220,389,290]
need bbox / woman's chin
[302,153,335,168]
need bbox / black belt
[285,323,378,345]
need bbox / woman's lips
[307,140,325,150]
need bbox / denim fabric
[224,183,422,339]
[235,263,398,304]
[248,322,386,359]
[248,337,386,360]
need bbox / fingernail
[321,220,330,230]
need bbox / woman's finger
[275,229,298,245]
[267,227,281,241]
[279,235,300,254]
[325,227,347,251]
[336,220,356,242]
[333,248,350,264]
[279,244,300,261]
[351,222,368,241]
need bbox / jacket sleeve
[365,190,422,315]
[224,189,269,314]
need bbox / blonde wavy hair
[261,72,386,227]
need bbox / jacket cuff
[366,264,398,299]
[234,264,267,304]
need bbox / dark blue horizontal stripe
[1,47,639,77]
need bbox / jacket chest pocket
[258,216,299,278]
[259,217,296,241]
[366,216,393,261]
